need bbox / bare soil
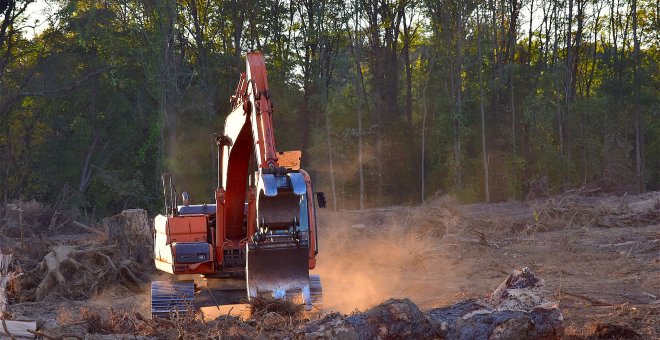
[1,191,658,338]
[315,191,659,338]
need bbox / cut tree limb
[73,221,106,237]
[1,319,36,339]
[1,253,13,314]
[28,329,83,340]
[560,290,611,306]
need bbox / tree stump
[103,209,152,265]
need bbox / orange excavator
[151,52,325,318]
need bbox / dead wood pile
[0,207,153,302]
[31,267,562,339]
[296,267,563,339]
[529,192,660,231]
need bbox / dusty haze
[312,198,464,313]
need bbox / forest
[1,0,658,217]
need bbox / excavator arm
[225,53,279,174]
[217,52,320,308]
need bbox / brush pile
[529,192,660,231]
[0,205,153,303]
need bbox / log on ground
[1,319,37,339]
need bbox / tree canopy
[1,0,658,216]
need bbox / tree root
[21,244,147,300]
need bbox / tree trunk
[511,77,516,156]
[477,6,490,203]
[402,13,413,133]
[527,0,534,65]
[506,0,520,63]
[319,10,337,211]
[352,0,365,209]
[552,0,564,170]
[231,0,245,59]
[585,3,603,97]
[565,0,574,103]
[421,46,436,204]
[632,0,643,192]
[323,103,337,211]
[573,0,585,98]
[104,209,153,265]
[79,132,99,194]
[452,8,464,190]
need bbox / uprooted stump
[296,268,563,340]
[15,209,153,301]
[18,245,145,300]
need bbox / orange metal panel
[167,215,208,243]
[277,151,301,170]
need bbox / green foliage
[0,0,658,217]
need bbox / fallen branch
[1,319,15,340]
[561,290,611,306]
[72,221,106,236]
[27,329,55,340]
[1,319,36,339]
[27,329,83,340]
[152,316,175,327]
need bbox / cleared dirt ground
[315,191,659,338]
[2,191,658,338]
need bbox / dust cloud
[312,201,463,313]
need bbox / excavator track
[150,275,321,318]
[151,277,321,317]
[151,281,195,319]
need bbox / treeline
[0,0,658,216]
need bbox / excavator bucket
[246,242,312,308]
